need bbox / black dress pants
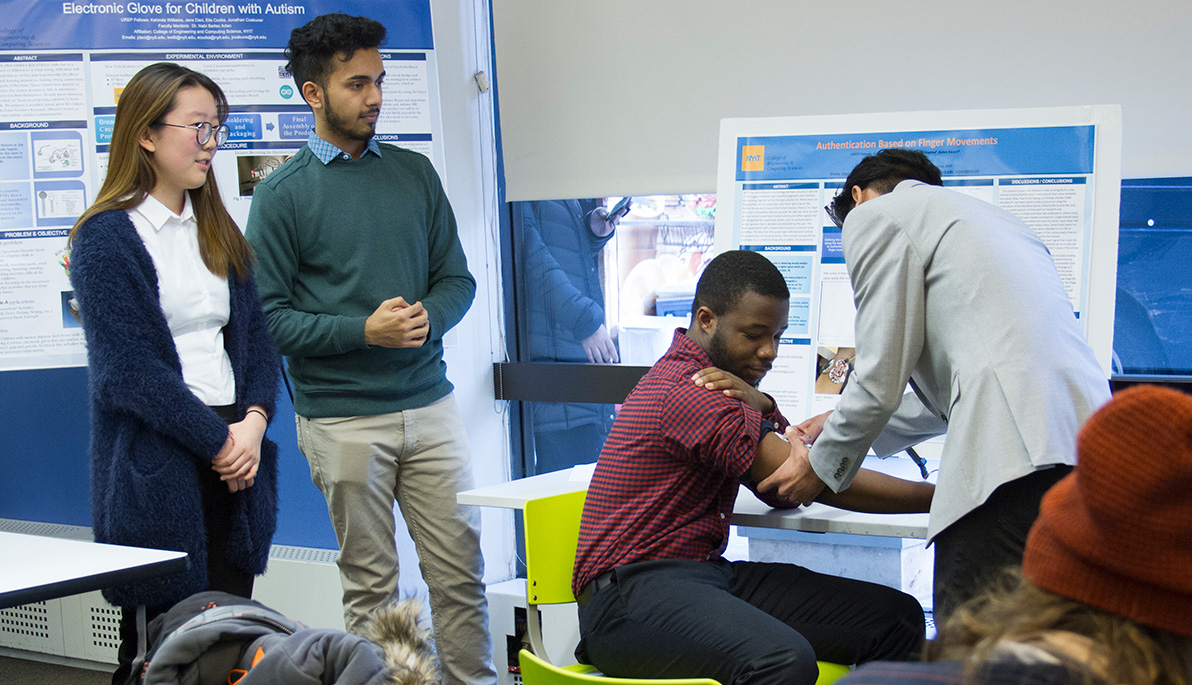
[575,557,925,685]
[110,404,255,685]
[932,464,1072,622]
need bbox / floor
[0,655,110,685]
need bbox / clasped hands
[212,410,268,493]
[365,296,429,348]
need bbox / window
[506,194,716,474]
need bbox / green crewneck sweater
[246,143,475,418]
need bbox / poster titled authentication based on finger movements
[714,107,1122,423]
[0,0,442,371]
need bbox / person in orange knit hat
[834,385,1192,685]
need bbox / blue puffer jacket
[516,199,615,432]
[71,209,280,608]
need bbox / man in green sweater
[245,13,495,685]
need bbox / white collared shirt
[128,194,236,405]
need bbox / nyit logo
[741,145,764,171]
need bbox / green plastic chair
[521,490,851,685]
[523,489,588,664]
[519,648,718,685]
[520,649,851,685]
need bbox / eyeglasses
[154,121,231,147]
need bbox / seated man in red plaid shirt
[572,250,934,685]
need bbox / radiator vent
[88,603,121,652]
[0,601,61,654]
[0,518,91,540]
[269,544,339,564]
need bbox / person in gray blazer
[759,149,1111,620]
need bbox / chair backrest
[524,489,588,607]
[519,649,720,685]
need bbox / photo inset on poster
[32,130,85,178]
[814,346,855,395]
[237,154,293,196]
[60,290,81,329]
[33,181,87,226]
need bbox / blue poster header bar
[1,121,88,131]
[1,228,71,240]
[7,0,433,50]
[743,182,819,191]
[90,51,285,61]
[0,53,84,62]
[943,178,995,187]
[90,50,425,61]
[375,133,433,142]
[1004,176,1087,186]
[742,244,816,253]
[735,125,1095,181]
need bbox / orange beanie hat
[1022,385,1192,637]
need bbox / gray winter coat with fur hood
[133,591,437,685]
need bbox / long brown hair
[69,62,251,280]
[930,568,1192,685]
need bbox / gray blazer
[809,180,1110,541]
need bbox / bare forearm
[815,468,934,513]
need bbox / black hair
[285,13,387,91]
[692,250,789,318]
[829,149,943,224]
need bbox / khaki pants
[297,394,496,685]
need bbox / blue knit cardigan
[70,208,280,608]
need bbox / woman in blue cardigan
[68,62,280,684]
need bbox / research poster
[714,107,1122,422]
[0,0,442,371]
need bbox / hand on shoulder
[692,366,774,414]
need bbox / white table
[458,467,584,509]
[459,462,930,539]
[0,532,188,609]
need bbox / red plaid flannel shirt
[572,329,787,594]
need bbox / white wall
[493,0,1192,200]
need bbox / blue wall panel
[0,365,338,550]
